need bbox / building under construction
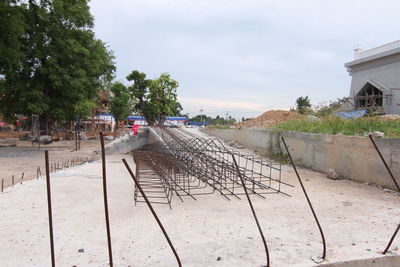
[344,40,400,115]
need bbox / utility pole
[200,107,204,123]
[31,114,40,150]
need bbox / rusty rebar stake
[383,224,400,254]
[100,132,113,267]
[281,137,326,261]
[122,158,182,267]
[231,154,270,267]
[368,134,400,191]
[368,134,400,254]
[45,151,55,267]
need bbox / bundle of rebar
[132,127,293,207]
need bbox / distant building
[96,90,111,114]
[126,116,188,127]
[126,116,148,126]
[344,40,400,115]
[164,117,188,127]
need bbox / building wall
[391,89,400,114]
[202,128,400,190]
[347,53,400,114]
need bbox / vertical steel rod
[122,159,182,267]
[369,134,400,254]
[368,134,400,191]
[45,151,55,267]
[383,224,400,254]
[100,132,113,267]
[281,137,326,260]
[1,179,3,192]
[12,175,14,186]
[231,154,270,267]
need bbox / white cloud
[179,96,266,112]
[304,50,335,63]
[90,0,400,116]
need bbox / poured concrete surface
[0,129,399,266]
[320,254,400,267]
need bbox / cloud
[304,50,335,63]
[179,96,266,112]
[90,0,400,116]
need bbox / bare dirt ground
[0,129,399,266]
[0,139,103,189]
[236,110,305,129]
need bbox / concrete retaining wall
[202,128,400,190]
[105,130,148,154]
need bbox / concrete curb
[318,254,400,267]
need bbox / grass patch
[273,116,400,138]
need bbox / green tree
[126,70,152,120]
[170,101,183,116]
[110,82,131,126]
[189,114,236,126]
[0,0,115,125]
[126,71,182,124]
[296,96,312,114]
[148,73,179,124]
[313,97,347,117]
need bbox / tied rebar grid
[132,127,293,207]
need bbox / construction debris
[326,168,340,180]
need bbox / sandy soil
[0,129,399,266]
[0,140,102,189]
[236,110,304,129]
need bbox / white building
[344,40,400,115]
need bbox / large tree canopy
[110,82,131,122]
[148,73,180,121]
[0,0,115,122]
[126,70,152,120]
[127,70,182,124]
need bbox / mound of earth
[377,114,400,121]
[238,110,304,129]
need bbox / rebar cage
[132,127,293,207]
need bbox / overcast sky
[89,0,400,119]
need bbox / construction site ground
[0,129,399,266]
[0,139,100,188]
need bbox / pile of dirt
[377,114,400,121]
[238,110,305,129]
